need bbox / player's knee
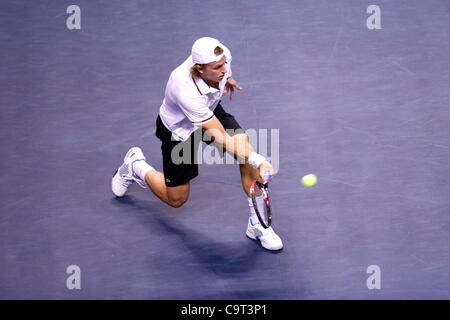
[169,197,187,208]
[166,182,190,208]
[167,192,189,208]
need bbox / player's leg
[241,150,283,250]
[240,157,283,249]
[144,170,190,208]
[233,133,265,224]
[150,114,199,207]
[210,105,282,250]
[112,149,190,207]
[227,129,283,250]
[112,115,197,207]
[112,148,192,208]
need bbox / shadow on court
[109,195,292,299]
[113,196,281,276]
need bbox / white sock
[132,160,154,181]
[248,196,264,225]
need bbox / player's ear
[190,64,204,77]
[196,64,205,75]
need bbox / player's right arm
[174,84,273,179]
[201,117,274,180]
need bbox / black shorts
[156,103,244,187]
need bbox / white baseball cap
[191,37,225,65]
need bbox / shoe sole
[246,229,257,240]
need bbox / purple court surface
[1,0,449,299]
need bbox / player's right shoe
[111,147,148,197]
[246,217,283,251]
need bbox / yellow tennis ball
[302,174,317,187]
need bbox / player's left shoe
[246,217,283,251]
[112,147,148,197]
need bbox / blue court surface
[1,0,449,299]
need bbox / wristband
[248,152,266,168]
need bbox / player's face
[201,55,227,84]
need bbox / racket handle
[264,171,271,182]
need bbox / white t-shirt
[159,49,232,141]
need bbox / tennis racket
[250,171,272,229]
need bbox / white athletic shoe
[246,218,283,251]
[111,147,148,197]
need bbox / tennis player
[112,37,282,250]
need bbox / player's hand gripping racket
[250,171,272,229]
